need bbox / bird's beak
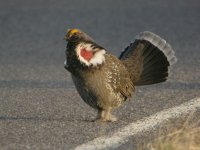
[64,35,68,41]
[64,29,71,41]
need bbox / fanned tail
[119,31,177,86]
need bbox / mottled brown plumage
[64,29,177,122]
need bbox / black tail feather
[135,32,177,85]
[120,31,177,86]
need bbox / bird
[64,28,177,122]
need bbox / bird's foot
[109,115,117,122]
[95,114,117,122]
[96,108,118,122]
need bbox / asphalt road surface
[0,0,200,149]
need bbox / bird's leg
[96,107,117,122]
[103,107,118,122]
[96,109,102,120]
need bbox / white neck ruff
[76,43,106,66]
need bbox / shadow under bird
[64,29,177,122]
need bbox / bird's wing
[105,54,134,99]
[119,31,177,85]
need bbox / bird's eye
[70,34,79,41]
[73,32,79,37]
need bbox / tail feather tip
[136,31,177,66]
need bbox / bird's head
[65,28,93,42]
[65,28,106,67]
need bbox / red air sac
[80,48,93,61]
